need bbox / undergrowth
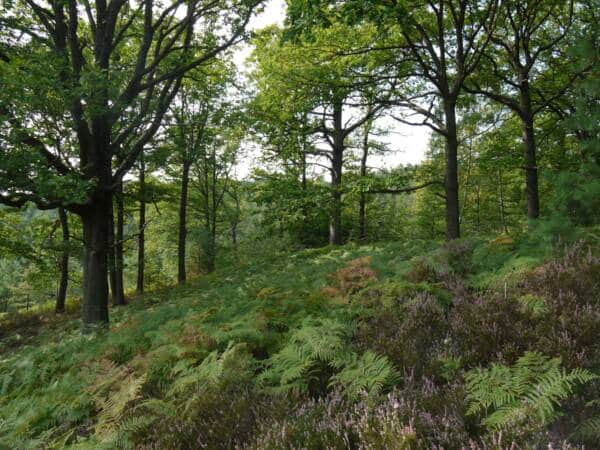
[0,235,598,448]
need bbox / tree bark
[137,156,146,294]
[519,77,540,220]
[329,101,344,245]
[113,182,126,305]
[178,159,191,284]
[81,197,110,329]
[206,153,217,273]
[358,121,370,241]
[107,201,118,303]
[444,99,461,240]
[55,207,69,313]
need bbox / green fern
[516,294,548,317]
[329,351,399,400]
[258,317,351,394]
[259,317,397,398]
[574,415,600,443]
[572,398,600,443]
[466,352,597,431]
[168,341,255,397]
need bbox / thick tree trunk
[178,160,191,284]
[519,79,540,220]
[81,197,111,329]
[55,207,69,313]
[329,102,344,246]
[444,99,461,240]
[108,202,118,302]
[113,183,126,305]
[137,157,146,294]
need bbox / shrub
[323,257,378,299]
[245,383,470,450]
[448,293,536,367]
[406,238,476,285]
[521,241,600,370]
[355,292,449,378]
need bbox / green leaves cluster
[466,352,598,431]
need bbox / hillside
[1,235,599,449]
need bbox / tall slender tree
[466,0,575,220]
[169,61,232,283]
[251,25,393,244]
[287,0,499,240]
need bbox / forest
[0,0,599,448]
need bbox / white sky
[234,0,430,178]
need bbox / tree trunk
[444,99,461,240]
[206,157,217,274]
[498,168,508,234]
[205,227,216,273]
[329,101,344,246]
[519,78,540,220]
[301,151,307,191]
[81,197,111,329]
[113,183,126,305]
[55,207,69,313]
[330,150,343,245]
[178,159,191,284]
[108,201,118,302]
[358,122,370,241]
[137,156,146,294]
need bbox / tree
[55,207,70,312]
[168,61,232,282]
[251,25,392,244]
[467,0,575,220]
[287,0,499,240]
[0,0,261,329]
[191,122,242,273]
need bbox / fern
[466,352,597,431]
[571,398,600,443]
[574,415,600,442]
[95,374,146,440]
[329,351,399,400]
[259,317,397,398]
[258,317,351,394]
[517,294,547,317]
[168,341,254,397]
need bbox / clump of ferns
[465,351,598,442]
[102,342,258,448]
[258,317,399,400]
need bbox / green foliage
[466,352,597,431]
[1,229,599,448]
[330,351,399,400]
[260,317,397,398]
[574,409,600,444]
